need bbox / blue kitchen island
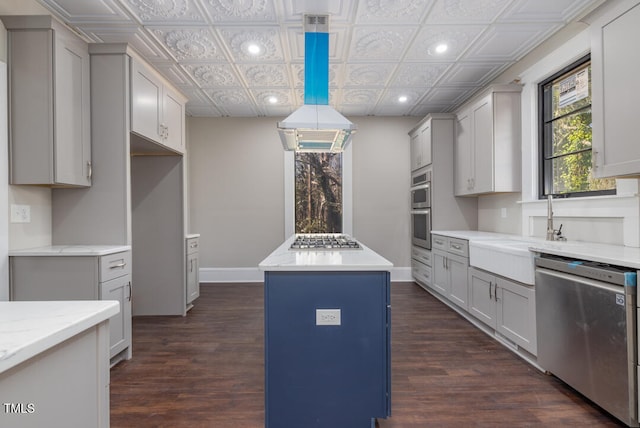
[259,234,393,428]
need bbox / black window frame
[538,54,616,199]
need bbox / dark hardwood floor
[110,282,624,427]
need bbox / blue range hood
[277,15,356,152]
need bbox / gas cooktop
[290,234,361,250]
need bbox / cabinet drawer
[411,246,432,266]
[99,251,131,282]
[412,259,432,287]
[447,238,469,257]
[432,235,447,251]
[186,237,199,255]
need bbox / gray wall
[187,116,415,272]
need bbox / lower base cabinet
[264,270,391,427]
[9,251,133,364]
[468,266,536,354]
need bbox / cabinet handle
[87,161,92,179]
[127,281,132,302]
[190,242,198,248]
[109,262,127,269]
[435,239,444,245]
[489,281,493,299]
[451,243,462,250]
[494,285,498,302]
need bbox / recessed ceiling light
[247,43,261,55]
[268,96,278,104]
[434,43,448,54]
[398,95,408,103]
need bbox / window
[539,55,615,198]
[294,152,342,233]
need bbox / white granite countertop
[186,234,200,239]
[0,300,119,374]
[9,245,131,257]
[259,234,393,271]
[432,230,640,270]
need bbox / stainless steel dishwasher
[535,254,638,427]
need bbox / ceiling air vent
[304,14,329,32]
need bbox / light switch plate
[10,204,31,223]
[316,309,341,326]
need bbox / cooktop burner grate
[290,234,361,250]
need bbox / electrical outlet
[316,309,341,326]
[10,204,31,223]
[501,207,507,218]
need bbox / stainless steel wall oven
[411,167,431,249]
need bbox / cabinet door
[432,250,450,296]
[409,131,421,171]
[496,277,536,354]
[591,1,640,177]
[471,95,494,194]
[100,275,132,358]
[131,59,162,143]
[54,29,91,186]
[467,267,496,328]
[448,254,469,310]
[420,122,432,167]
[186,252,200,304]
[454,110,473,196]
[163,86,186,153]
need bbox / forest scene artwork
[295,152,342,233]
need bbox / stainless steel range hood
[277,15,356,153]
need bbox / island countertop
[0,300,120,374]
[259,234,393,271]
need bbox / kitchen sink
[469,239,537,285]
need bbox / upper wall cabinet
[591,0,640,178]
[131,58,186,154]
[454,84,522,196]
[2,15,91,187]
[409,120,432,171]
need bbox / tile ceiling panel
[35,0,605,117]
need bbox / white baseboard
[200,266,413,283]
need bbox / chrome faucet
[546,195,566,241]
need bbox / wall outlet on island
[10,204,31,223]
[316,309,341,326]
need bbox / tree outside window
[295,152,342,233]
[540,56,615,198]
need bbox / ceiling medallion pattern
[125,0,198,21]
[156,28,221,61]
[434,0,512,22]
[241,65,288,87]
[187,64,239,87]
[391,63,449,87]
[34,0,605,117]
[204,0,274,21]
[360,0,427,21]
[346,64,393,87]
[220,29,281,61]
[352,29,413,60]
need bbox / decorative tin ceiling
[35,0,603,117]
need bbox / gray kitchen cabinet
[186,235,200,306]
[52,44,188,317]
[468,266,536,354]
[2,15,91,187]
[432,235,470,310]
[409,120,432,171]
[454,85,521,196]
[411,245,432,290]
[131,57,186,154]
[591,0,640,177]
[9,250,133,364]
